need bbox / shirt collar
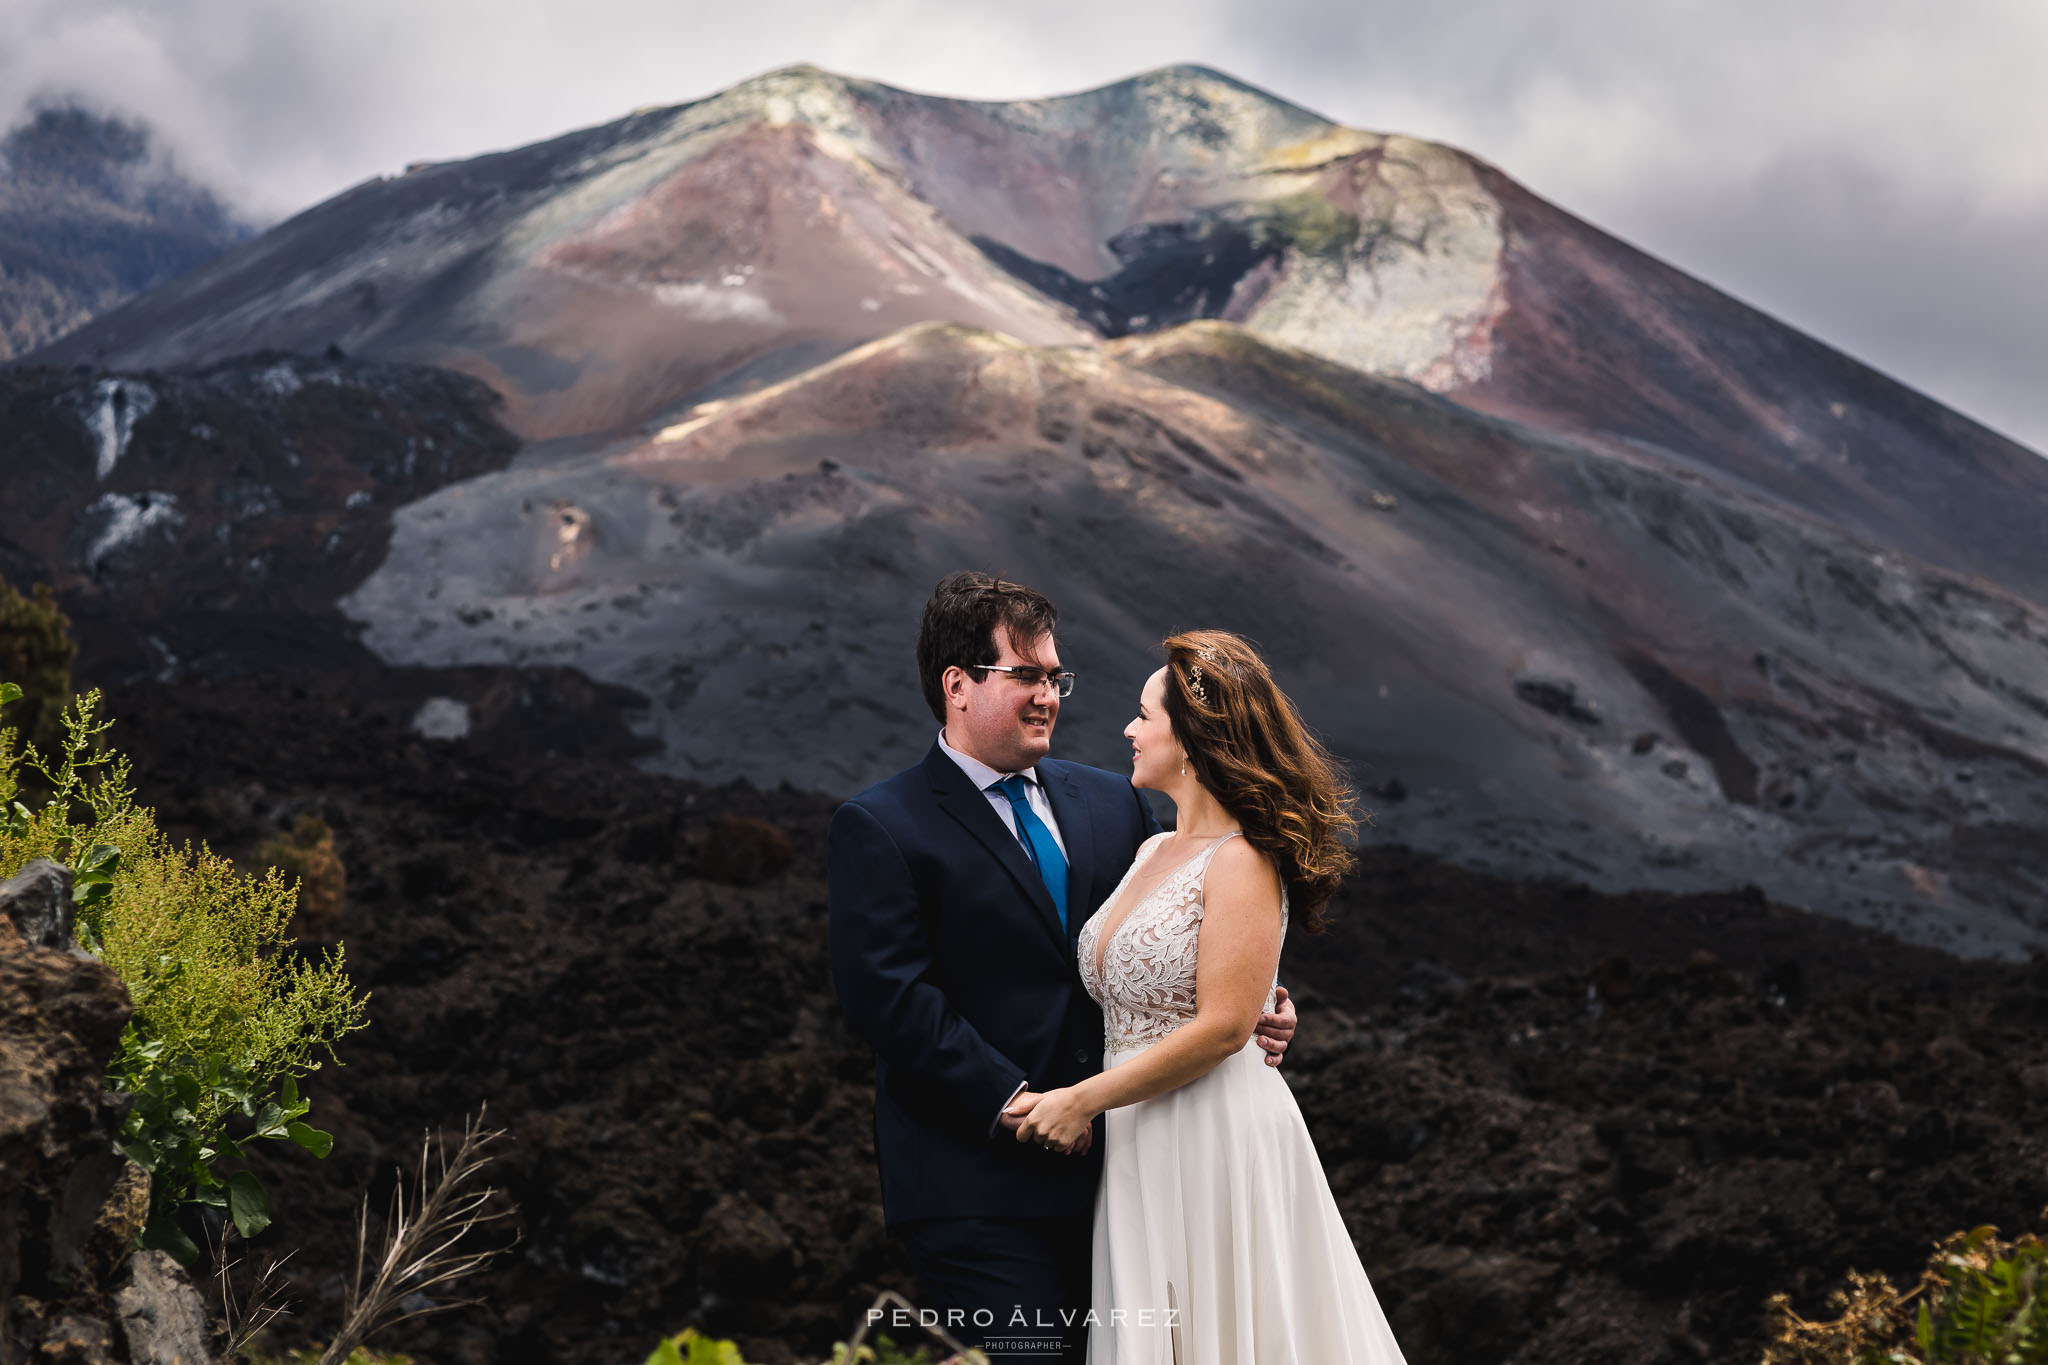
[937,729,1041,792]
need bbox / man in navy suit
[828,572,1296,1362]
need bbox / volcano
[12,64,2048,955]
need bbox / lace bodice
[1078,831,1287,1056]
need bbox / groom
[827,571,1296,1362]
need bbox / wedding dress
[1076,832,1409,1365]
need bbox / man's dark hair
[916,571,1059,723]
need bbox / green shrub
[0,683,368,1261]
[1767,1223,2048,1364]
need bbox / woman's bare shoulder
[1205,834,1282,906]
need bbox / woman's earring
[1180,750,1187,776]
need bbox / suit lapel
[924,746,1068,953]
[1040,761,1095,947]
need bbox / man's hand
[1254,985,1297,1067]
[997,1089,1039,1135]
[1012,1086,1097,1154]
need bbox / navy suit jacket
[828,742,1159,1226]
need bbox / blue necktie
[991,775,1070,932]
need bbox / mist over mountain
[0,103,252,361]
[10,65,2048,958]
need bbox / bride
[1007,629,1410,1364]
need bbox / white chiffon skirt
[1086,1039,1410,1365]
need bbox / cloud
[1,0,2041,451]
[1205,0,2048,449]
[1619,144,2048,454]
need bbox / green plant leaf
[0,682,21,705]
[286,1121,334,1158]
[642,1337,686,1365]
[649,1331,750,1365]
[73,845,120,909]
[687,1333,750,1365]
[138,1214,201,1265]
[226,1170,271,1237]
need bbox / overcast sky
[4,0,2044,455]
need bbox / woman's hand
[1011,1086,1096,1154]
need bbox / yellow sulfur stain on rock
[1260,126,1384,171]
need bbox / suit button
[1075,1050,1088,1063]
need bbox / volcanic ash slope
[340,320,2048,958]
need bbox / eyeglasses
[971,664,1077,698]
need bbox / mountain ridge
[25,64,2037,598]
[0,103,252,361]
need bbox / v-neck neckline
[1090,832,1237,982]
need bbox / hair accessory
[1187,664,1209,704]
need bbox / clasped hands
[1003,1086,1094,1154]
[1000,987,1298,1155]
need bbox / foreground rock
[1,860,219,1364]
[95,668,2048,1365]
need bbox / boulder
[114,1252,216,1365]
[0,859,76,950]
[2,887,132,1323]
[0,862,218,1364]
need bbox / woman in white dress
[1008,630,1410,1365]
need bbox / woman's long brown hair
[1161,630,1362,931]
